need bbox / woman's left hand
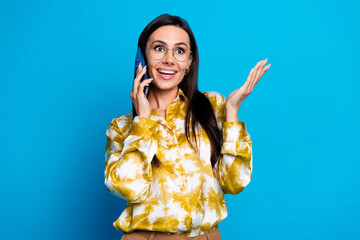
[225,58,271,122]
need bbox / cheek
[180,62,189,71]
[146,61,158,78]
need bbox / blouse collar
[147,88,188,127]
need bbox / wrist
[138,109,151,118]
[225,107,239,122]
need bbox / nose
[162,49,175,65]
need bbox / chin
[151,80,180,91]
[151,75,184,91]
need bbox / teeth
[158,69,176,74]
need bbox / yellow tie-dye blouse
[104,89,252,237]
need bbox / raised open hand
[226,58,271,121]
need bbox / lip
[156,68,177,80]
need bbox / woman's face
[145,25,192,92]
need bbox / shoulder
[107,112,133,135]
[202,91,227,108]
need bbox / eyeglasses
[145,42,192,62]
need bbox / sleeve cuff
[221,121,248,155]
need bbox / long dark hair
[133,14,222,168]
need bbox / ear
[187,55,193,69]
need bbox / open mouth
[157,68,177,80]
[157,69,177,75]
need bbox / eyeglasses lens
[149,43,191,62]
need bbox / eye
[175,48,185,54]
[153,45,165,52]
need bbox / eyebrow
[151,40,189,48]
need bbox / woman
[105,14,270,240]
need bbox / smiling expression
[145,25,192,92]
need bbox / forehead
[147,25,190,46]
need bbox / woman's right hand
[130,63,153,118]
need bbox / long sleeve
[105,89,252,237]
[217,120,252,194]
[104,116,159,203]
[207,92,253,195]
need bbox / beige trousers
[120,227,221,240]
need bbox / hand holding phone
[135,47,149,96]
[131,47,153,118]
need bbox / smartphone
[135,46,149,96]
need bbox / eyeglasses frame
[144,44,192,62]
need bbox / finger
[249,69,260,90]
[248,60,262,84]
[250,60,266,87]
[137,78,153,97]
[133,65,147,96]
[135,65,147,83]
[254,60,262,70]
[258,64,271,79]
[133,77,151,111]
[254,60,265,82]
[246,65,259,91]
[243,68,255,89]
[136,63,143,75]
[250,62,269,89]
[243,60,266,91]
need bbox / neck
[148,86,179,111]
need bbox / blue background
[1,0,359,239]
